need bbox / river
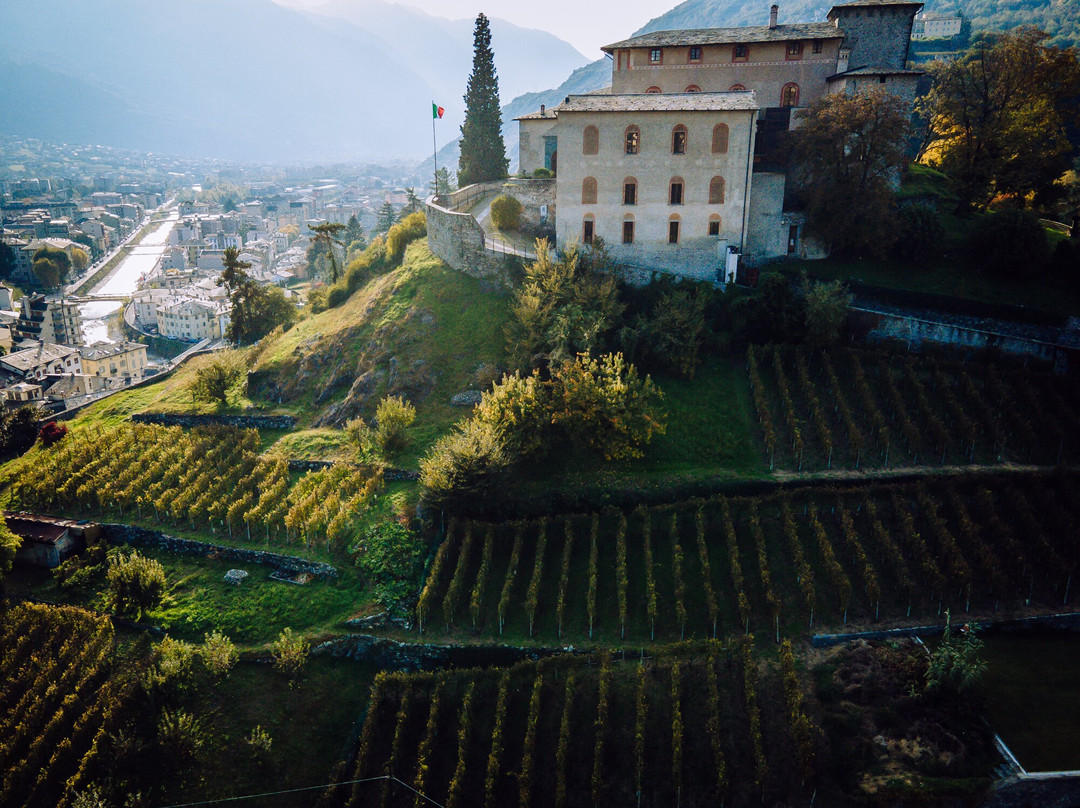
[79,211,179,345]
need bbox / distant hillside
[928,0,1079,47]
[0,0,586,162]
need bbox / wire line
[156,775,446,808]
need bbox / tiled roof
[0,342,77,373]
[555,92,759,114]
[603,22,843,51]
[828,66,924,79]
[831,0,922,8]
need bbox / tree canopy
[31,245,71,288]
[920,29,1080,209]
[794,88,911,258]
[458,13,509,186]
[218,247,296,345]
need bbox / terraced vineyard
[747,346,1080,470]
[324,642,817,808]
[8,424,381,552]
[0,604,136,808]
[416,471,1080,644]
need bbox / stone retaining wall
[286,459,418,481]
[311,633,562,671]
[103,523,338,578]
[426,195,511,284]
[131,412,296,429]
[811,610,1080,648]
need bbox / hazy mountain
[301,0,589,113]
[0,0,586,163]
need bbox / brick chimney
[769,4,779,28]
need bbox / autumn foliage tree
[921,29,1080,210]
[794,88,910,258]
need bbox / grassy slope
[254,239,511,465]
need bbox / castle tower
[827,0,923,71]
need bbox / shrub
[0,516,21,576]
[386,211,427,262]
[38,421,68,447]
[968,208,1050,277]
[638,286,710,378]
[271,627,309,680]
[201,630,239,676]
[490,195,523,231]
[419,418,512,513]
[354,521,425,607]
[895,204,945,265]
[550,352,666,461]
[473,370,549,456]
[374,395,416,455]
[532,167,553,179]
[346,417,376,458]
[106,550,166,619]
[804,278,852,347]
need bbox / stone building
[514,0,922,277]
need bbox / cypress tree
[458,13,508,187]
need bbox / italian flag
[432,102,445,119]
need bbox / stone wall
[983,775,1080,808]
[131,412,297,429]
[103,523,338,578]
[851,306,1073,367]
[501,178,556,231]
[312,632,563,671]
[425,195,516,285]
[286,458,419,481]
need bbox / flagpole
[432,102,439,201]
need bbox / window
[786,41,804,59]
[729,84,747,92]
[733,43,749,60]
[669,178,684,205]
[624,125,640,154]
[812,40,823,54]
[623,219,635,244]
[672,125,687,154]
[684,84,701,93]
[583,217,595,244]
[583,125,599,155]
[582,176,598,204]
[708,215,722,236]
[689,46,702,61]
[650,48,662,63]
[668,218,680,244]
[711,123,729,154]
[645,86,662,93]
[879,75,887,84]
[781,83,800,107]
[709,176,725,204]
[623,178,638,205]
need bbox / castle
[515,0,923,280]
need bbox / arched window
[668,214,681,244]
[583,125,599,155]
[582,176,598,205]
[672,124,687,154]
[624,125,641,155]
[583,215,595,244]
[729,84,746,91]
[711,123,729,154]
[645,86,662,93]
[781,83,800,107]
[622,216,635,244]
[684,84,701,93]
[708,214,722,236]
[709,176,725,204]
[623,177,638,205]
[669,177,685,205]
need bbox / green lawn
[9,548,373,646]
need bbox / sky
[278,0,676,59]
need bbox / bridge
[66,294,129,303]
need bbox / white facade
[158,299,225,341]
[540,95,758,281]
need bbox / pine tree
[375,201,397,235]
[458,13,508,187]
